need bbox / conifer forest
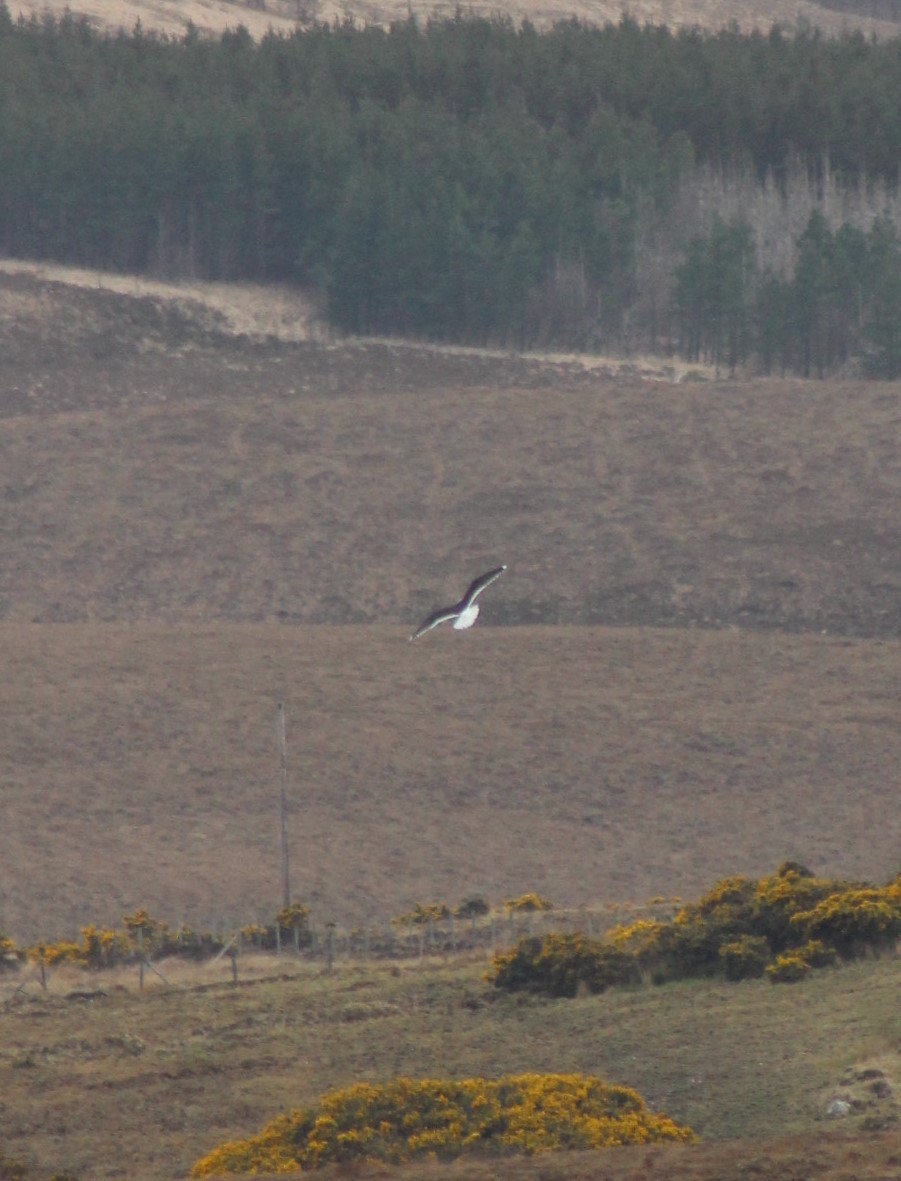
[3,6,901,374]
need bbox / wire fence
[3,899,683,995]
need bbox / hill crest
[7,0,901,42]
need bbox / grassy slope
[0,954,898,1181]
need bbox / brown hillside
[0,265,899,943]
[2,268,901,638]
[2,620,901,943]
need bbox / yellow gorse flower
[190,1073,695,1175]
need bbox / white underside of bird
[453,603,479,629]
[409,565,506,641]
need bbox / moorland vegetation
[4,865,897,992]
[3,9,901,371]
[3,865,897,1181]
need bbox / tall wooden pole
[277,702,291,909]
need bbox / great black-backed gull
[409,565,506,641]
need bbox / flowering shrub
[608,918,668,978]
[80,924,134,968]
[26,926,130,969]
[0,931,19,970]
[789,884,901,960]
[766,951,810,984]
[239,904,313,950]
[504,893,554,913]
[795,938,839,969]
[489,867,899,997]
[718,935,771,981]
[22,904,321,969]
[190,1073,695,1175]
[275,903,312,944]
[751,865,847,952]
[488,933,639,997]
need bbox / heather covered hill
[3,619,900,942]
[1,269,901,635]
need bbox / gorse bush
[489,933,639,997]
[765,938,840,983]
[11,868,899,986]
[488,865,901,996]
[789,885,901,960]
[766,951,810,984]
[27,927,130,969]
[504,893,554,913]
[241,903,312,950]
[189,1073,696,1174]
[392,902,452,927]
[718,935,771,982]
[0,931,19,969]
[393,894,496,926]
[22,905,314,969]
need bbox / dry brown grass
[2,622,901,944]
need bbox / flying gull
[409,565,506,641]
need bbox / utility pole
[277,702,291,909]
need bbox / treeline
[2,7,901,369]
[674,210,901,377]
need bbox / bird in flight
[409,565,507,641]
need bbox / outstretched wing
[462,564,506,607]
[409,565,506,641]
[409,604,460,642]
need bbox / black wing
[461,565,506,607]
[409,604,461,642]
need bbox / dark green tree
[673,217,755,372]
[863,215,901,378]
